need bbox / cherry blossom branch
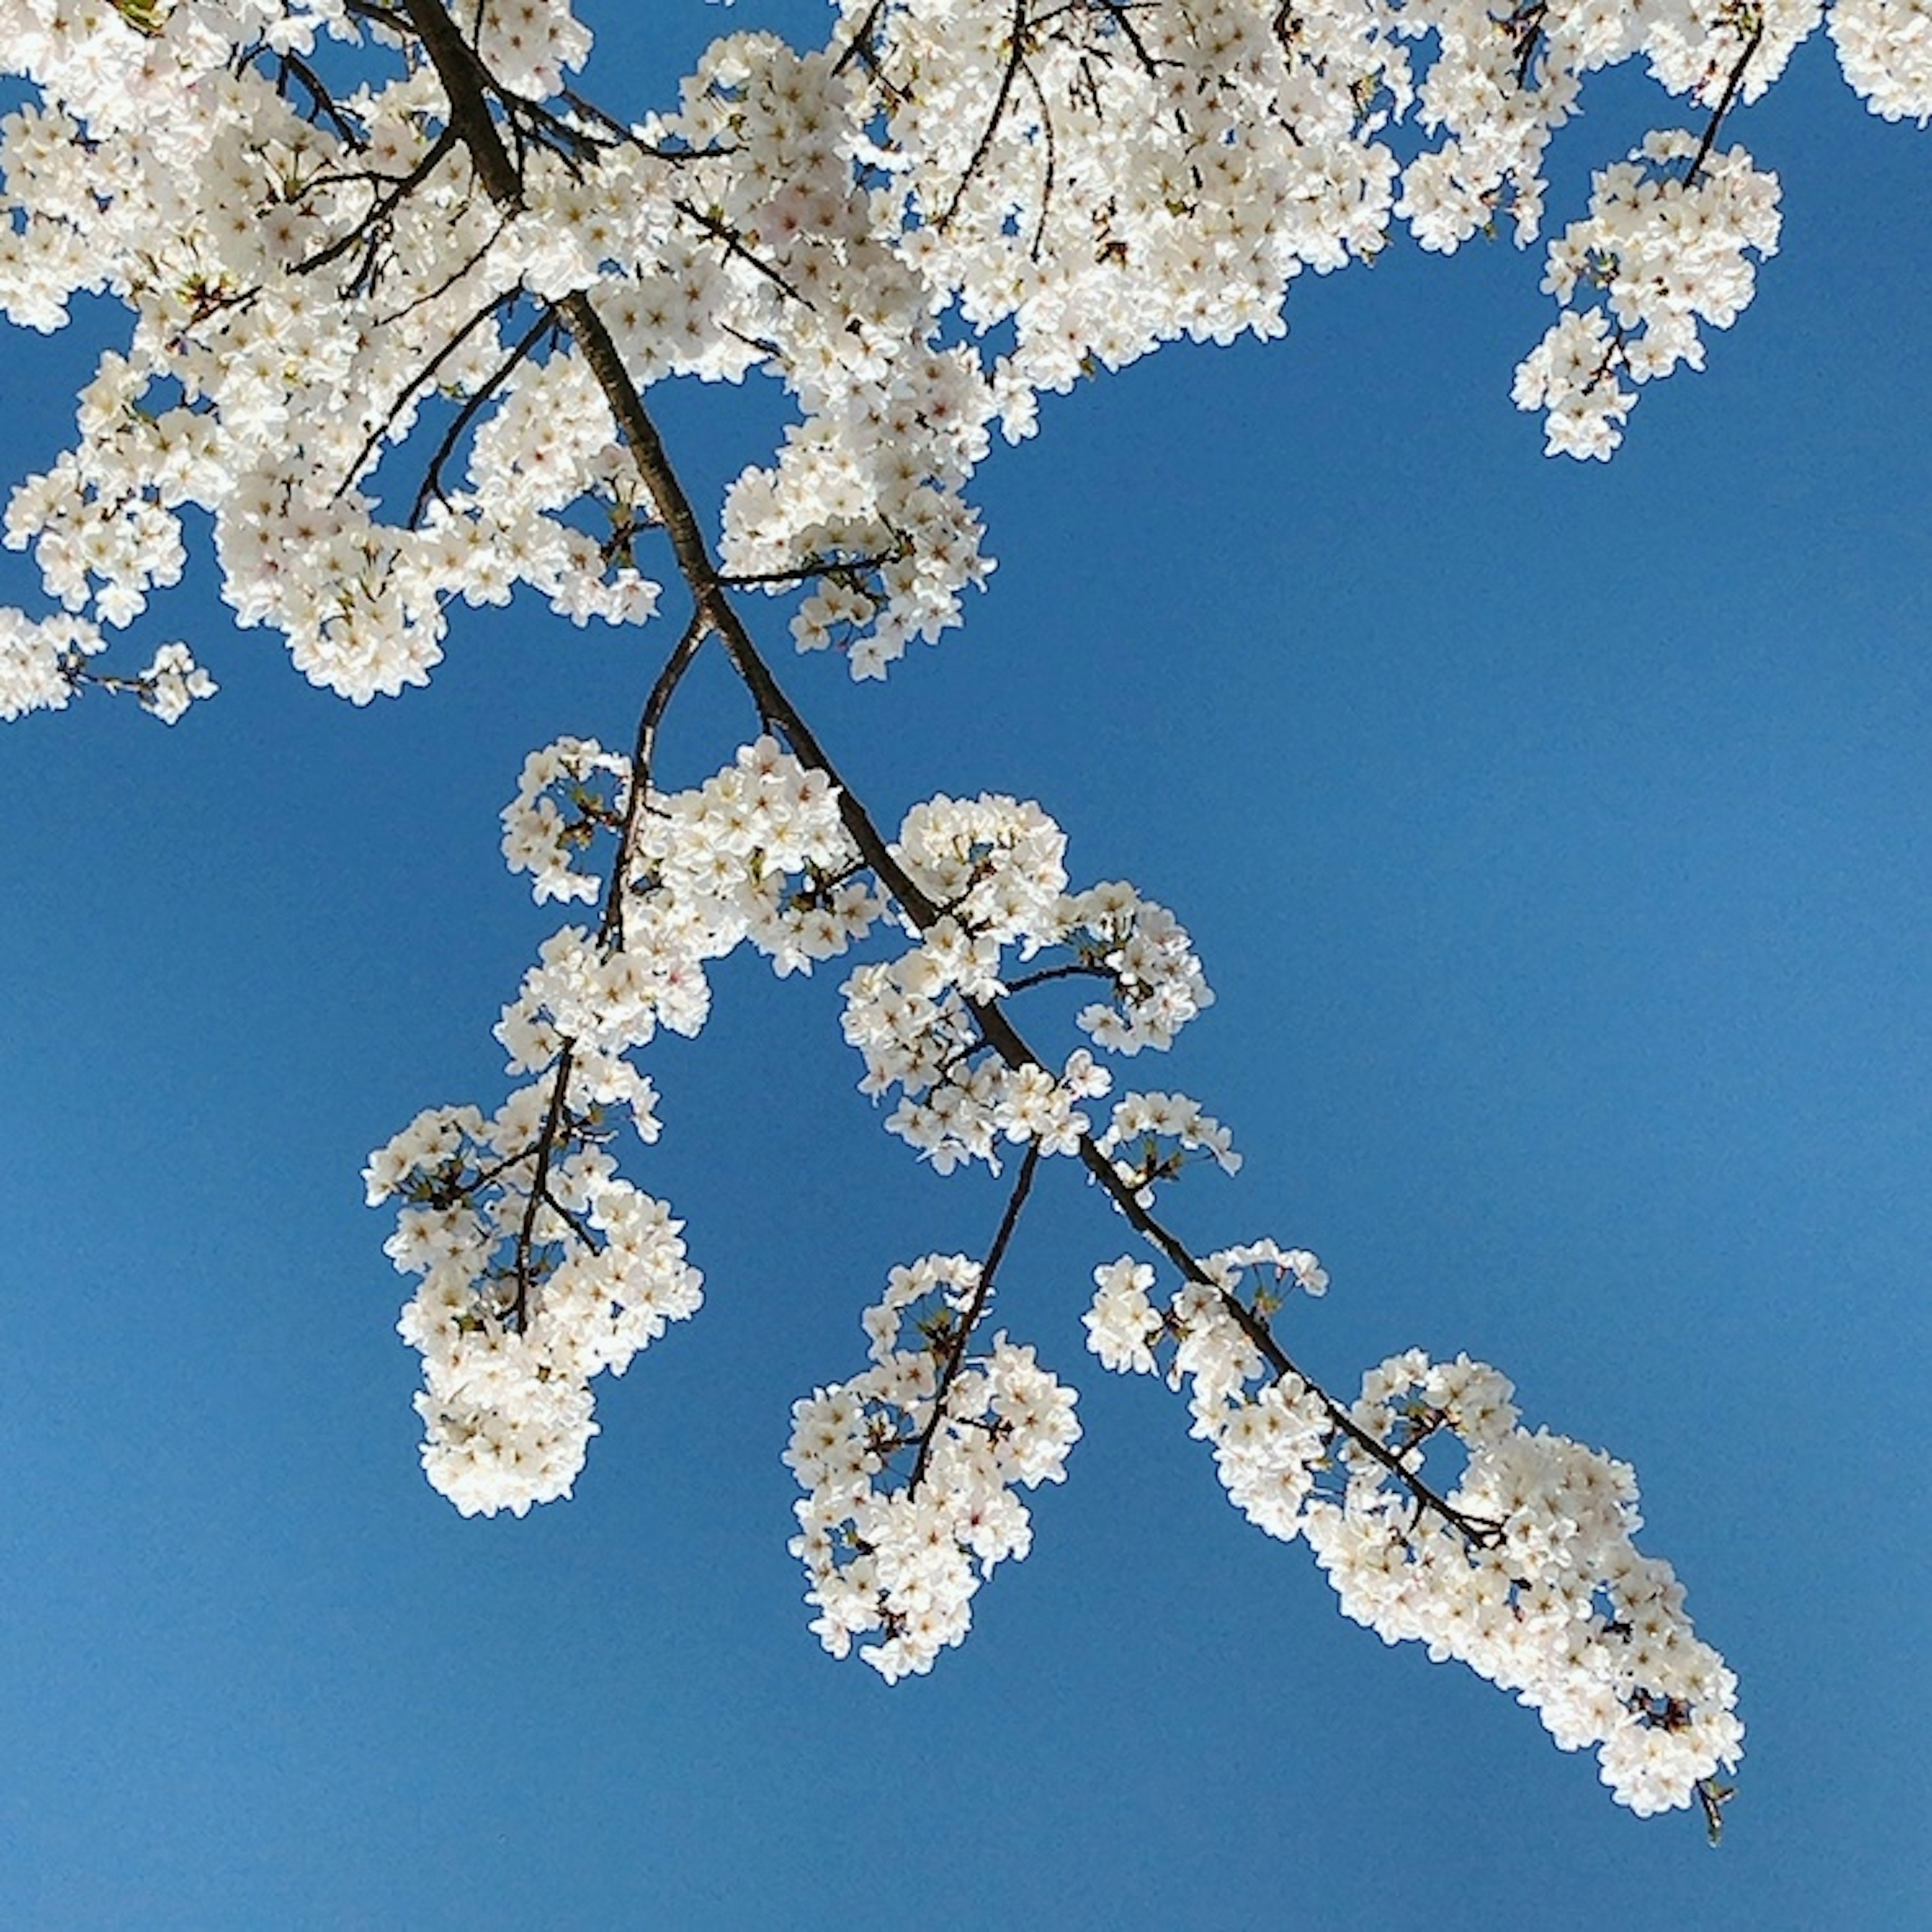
[1003,959,1111,992]
[337,286,516,497]
[502,610,708,1325]
[374,208,508,326]
[908,1140,1043,1496]
[275,50,367,147]
[832,0,908,103]
[508,1039,576,1328]
[1684,23,1764,190]
[672,200,815,307]
[407,303,556,525]
[1095,0,1167,84]
[715,554,893,588]
[1504,2,1549,91]
[971,998,1503,1543]
[344,0,409,30]
[600,610,708,951]
[557,87,738,162]
[939,0,1032,230]
[401,0,1500,1546]
[1018,53,1058,257]
[294,126,460,286]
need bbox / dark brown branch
[345,0,409,30]
[1101,0,1167,82]
[832,0,892,79]
[939,0,1031,231]
[510,1039,575,1328]
[1003,959,1110,992]
[373,207,509,326]
[337,286,515,498]
[504,614,710,1327]
[1684,24,1762,190]
[600,611,709,951]
[294,126,458,281]
[1018,53,1056,258]
[672,198,814,307]
[716,553,891,589]
[400,0,525,207]
[278,51,365,146]
[558,88,737,162]
[407,303,555,525]
[908,1141,1042,1497]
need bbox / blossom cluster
[364,1091,702,1518]
[1513,132,1782,457]
[840,795,1214,1172]
[1085,1247,1741,1817]
[786,1254,1079,1681]
[374,731,877,1509]
[1087,1243,1334,1537]
[1307,1350,1744,1817]
[3,0,1923,718]
[0,604,214,722]
[498,731,874,1069]
[1095,1091,1241,1205]
[1830,0,1932,122]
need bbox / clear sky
[1,8,1928,1928]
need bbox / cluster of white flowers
[1059,881,1217,1054]
[1085,1255,1737,1816]
[500,735,630,907]
[137,640,219,721]
[623,730,877,979]
[786,1254,1079,1680]
[0,606,104,720]
[1513,132,1782,457]
[0,605,214,721]
[845,792,1091,1168]
[1830,0,1932,122]
[467,0,592,101]
[839,801,1217,1170]
[364,1092,702,1518]
[1095,1090,1240,1204]
[373,731,879,1510]
[894,792,1069,971]
[842,949,1114,1169]
[1089,1244,1334,1537]
[1306,1349,1743,1816]
[3,0,1919,726]
[0,0,667,704]
[498,732,873,1072]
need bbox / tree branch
[1684,24,1763,191]
[908,1140,1043,1497]
[599,610,709,951]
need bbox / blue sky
[1,8,1928,1927]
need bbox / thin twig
[407,303,554,525]
[939,0,1031,231]
[337,286,515,497]
[600,611,710,952]
[1684,25,1763,190]
[908,1141,1042,1496]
